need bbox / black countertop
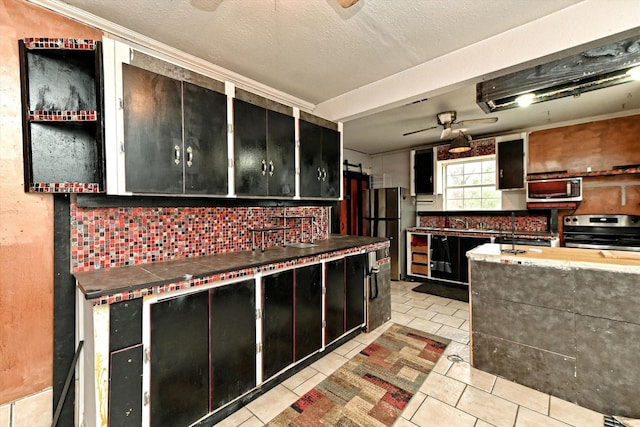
[75,235,389,300]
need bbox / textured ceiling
[48,0,640,154]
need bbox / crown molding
[26,0,316,113]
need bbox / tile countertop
[468,243,640,274]
[74,235,389,302]
[408,227,555,240]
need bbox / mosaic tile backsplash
[70,203,328,272]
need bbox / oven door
[564,228,640,252]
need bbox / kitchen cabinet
[234,98,295,197]
[294,264,323,361]
[497,138,524,190]
[458,236,491,283]
[210,280,256,410]
[122,64,228,195]
[19,38,105,193]
[325,258,345,344]
[262,269,295,380]
[413,149,435,195]
[299,119,341,199]
[345,254,367,331]
[108,298,143,426]
[324,255,367,344]
[150,292,209,427]
[409,234,429,277]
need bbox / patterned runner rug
[266,323,450,427]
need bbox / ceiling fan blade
[403,125,438,136]
[336,0,359,7]
[456,117,498,126]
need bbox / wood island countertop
[74,235,389,301]
[468,243,640,273]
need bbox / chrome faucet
[454,218,469,228]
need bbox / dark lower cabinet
[459,237,491,284]
[294,264,323,361]
[109,345,143,426]
[325,258,345,344]
[430,235,460,282]
[150,292,209,427]
[262,270,294,380]
[210,280,256,410]
[345,254,367,331]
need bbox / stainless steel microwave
[526,177,582,202]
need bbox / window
[443,157,501,210]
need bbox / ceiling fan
[403,111,498,139]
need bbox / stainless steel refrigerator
[363,187,415,280]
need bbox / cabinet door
[325,259,345,344]
[262,270,294,380]
[299,119,323,198]
[266,110,295,197]
[414,149,434,194]
[109,345,143,427]
[183,82,228,195]
[321,127,341,198]
[294,264,323,361]
[459,237,490,284]
[150,292,209,427]
[345,254,366,331]
[234,99,268,196]
[497,139,524,190]
[122,64,183,193]
[210,280,256,410]
[430,235,460,282]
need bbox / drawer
[411,263,428,276]
[412,253,429,264]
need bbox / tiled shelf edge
[31,182,102,193]
[29,110,97,121]
[527,167,640,180]
[23,37,97,50]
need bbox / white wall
[370,151,411,189]
[343,148,372,174]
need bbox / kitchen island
[468,243,640,418]
[74,235,391,427]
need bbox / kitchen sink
[286,242,318,248]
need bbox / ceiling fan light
[516,93,536,107]
[448,135,471,153]
[627,65,640,81]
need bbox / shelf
[29,110,97,121]
[527,166,640,181]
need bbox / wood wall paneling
[528,115,640,174]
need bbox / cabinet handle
[500,169,504,179]
[186,146,193,167]
[268,160,274,176]
[174,145,181,165]
[321,168,327,181]
[262,159,267,175]
[317,167,322,181]
[429,176,432,183]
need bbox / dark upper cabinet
[150,292,210,427]
[299,119,341,199]
[497,138,524,190]
[123,63,183,193]
[262,269,295,380]
[294,264,323,361]
[19,39,105,193]
[414,149,434,195]
[122,63,228,195]
[183,82,228,194]
[210,280,256,410]
[234,99,295,197]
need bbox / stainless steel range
[563,214,640,252]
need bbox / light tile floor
[215,280,605,427]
